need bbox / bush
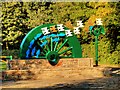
[82,38,119,65]
[2,49,19,59]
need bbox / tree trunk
[6,41,9,50]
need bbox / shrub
[2,49,19,59]
[82,38,119,65]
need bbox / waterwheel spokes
[54,42,59,51]
[50,37,53,51]
[56,39,68,52]
[36,40,47,55]
[58,47,73,55]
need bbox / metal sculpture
[0,56,12,70]
[89,18,105,66]
[20,23,83,66]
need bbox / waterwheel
[20,24,82,66]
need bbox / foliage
[2,49,19,59]
[82,38,119,65]
[1,2,30,49]
[1,2,120,65]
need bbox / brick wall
[1,58,94,80]
[9,58,93,70]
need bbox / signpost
[89,18,105,66]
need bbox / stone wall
[9,58,93,70]
[1,58,94,80]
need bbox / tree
[1,2,29,49]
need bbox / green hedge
[82,39,120,65]
[2,49,20,59]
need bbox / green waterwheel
[20,24,82,66]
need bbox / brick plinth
[1,58,94,80]
[7,58,94,70]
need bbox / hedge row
[2,49,20,59]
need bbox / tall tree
[1,2,29,49]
